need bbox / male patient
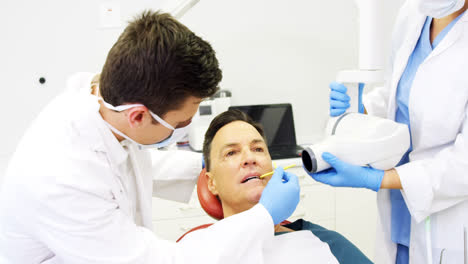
[192,109,372,263]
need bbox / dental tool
[260,164,297,179]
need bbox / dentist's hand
[329,82,365,116]
[309,152,384,192]
[260,167,300,225]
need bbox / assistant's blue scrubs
[392,12,465,264]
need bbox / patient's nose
[242,150,257,167]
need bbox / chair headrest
[197,168,224,220]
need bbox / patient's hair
[99,10,222,117]
[203,110,265,171]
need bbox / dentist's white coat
[0,73,274,264]
[364,3,468,263]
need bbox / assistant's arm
[380,169,402,189]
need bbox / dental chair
[176,168,220,242]
[176,168,289,242]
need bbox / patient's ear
[206,172,219,196]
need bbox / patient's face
[207,121,273,216]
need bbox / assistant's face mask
[412,0,465,18]
[100,100,190,150]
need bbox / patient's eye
[254,147,264,152]
[226,150,237,157]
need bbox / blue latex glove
[260,167,300,225]
[309,152,384,192]
[202,155,205,169]
[329,82,365,117]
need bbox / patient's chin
[245,185,264,204]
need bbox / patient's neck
[221,204,239,219]
[221,201,255,219]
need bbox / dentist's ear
[206,172,219,196]
[126,106,151,128]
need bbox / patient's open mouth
[241,176,260,183]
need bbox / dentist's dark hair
[99,10,222,119]
[203,110,265,171]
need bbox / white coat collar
[71,93,129,166]
[424,11,468,62]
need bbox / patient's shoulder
[285,219,373,264]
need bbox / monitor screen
[229,104,297,147]
[199,105,212,116]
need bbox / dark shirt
[275,219,373,264]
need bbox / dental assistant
[0,11,300,264]
[310,0,468,263]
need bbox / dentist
[0,11,300,264]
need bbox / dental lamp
[170,0,200,19]
[302,0,410,173]
[160,0,200,19]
